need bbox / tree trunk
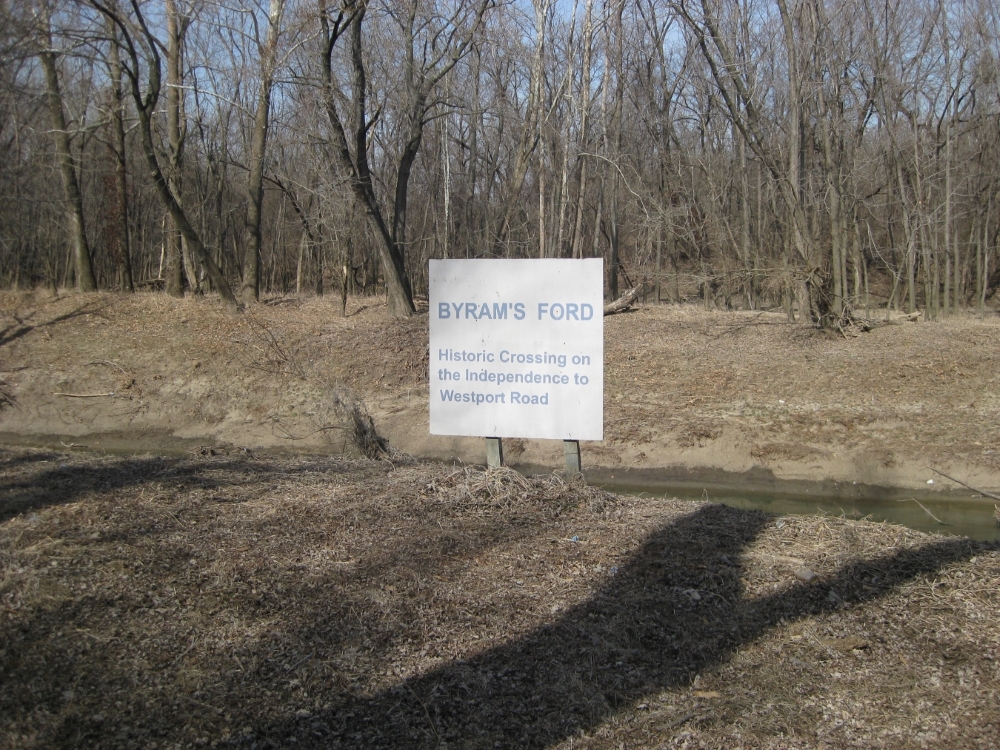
[244,0,286,304]
[134,100,239,309]
[654,221,662,303]
[165,0,187,297]
[98,0,241,311]
[778,0,831,326]
[319,3,414,316]
[608,178,619,300]
[495,0,550,253]
[950,116,961,314]
[295,230,306,295]
[106,15,133,292]
[36,12,97,292]
[538,133,546,258]
[606,0,624,300]
[591,174,604,261]
[571,0,595,261]
[739,137,752,308]
[442,91,452,259]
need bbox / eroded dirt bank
[1,290,998,495]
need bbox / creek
[4,432,998,541]
[602,479,1000,541]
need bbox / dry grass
[426,466,615,515]
[602,304,1000,475]
[2,446,998,749]
[2,290,1000,748]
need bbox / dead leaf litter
[1,447,998,749]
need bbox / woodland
[1,0,999,325]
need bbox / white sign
[429,258,603,440]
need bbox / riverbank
[2,291,1000,747]
[1,446,998,748]
[0,290,998,496]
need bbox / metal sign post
[486,437,504,469]
[563,439,581,476]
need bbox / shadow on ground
[1,450,994,749]
[235,504,988,749]
[0,301,107,349]
[0,453,362,523]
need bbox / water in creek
[4,433,998,541]
[601,481,1000,541]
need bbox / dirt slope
[1,290,998,494]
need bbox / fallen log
[928,467,1000,502]
[847,310,923,332]
[604,286,641,316]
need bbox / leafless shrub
[240,313,391,459]
[331,388,390,460]
[0,376,12,411]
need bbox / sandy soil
[1,290,998,495]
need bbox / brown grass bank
[1,447,998,748]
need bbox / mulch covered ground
[2,446,998,749]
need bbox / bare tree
[317,0,489,317]
[494,0,550,255]
[0,0,996,318]
[32,0,97,291]
[92,0,240,311]
[104,10,133,291]
[243,0,286,303]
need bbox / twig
[87,360,129,377]
[664,712,697,730]
[906,498,949,525]
[804,626,842,660]
[270,421,344,441]
[54,392,114,398]
[285,651,314,672]
[170,640,197,668]
[927,467,1000,502]
[405,683,441,743]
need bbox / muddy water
[4,432,998,541]
[602,481,1000,541]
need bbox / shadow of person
[241,504,989,748]
[0,455,225,523]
